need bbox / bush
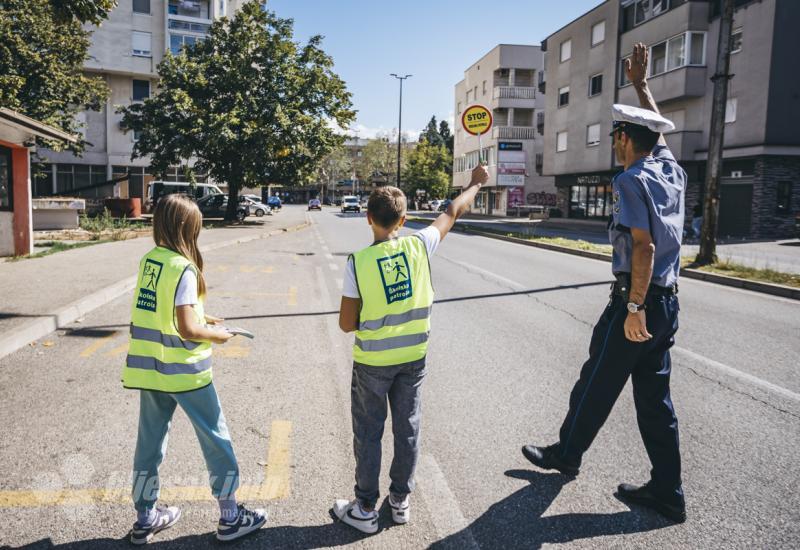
[79,208,133,241]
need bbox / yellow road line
[104,343,129,357]
[79,332,119,358]
[288,286,297,306]
[240,265,257,273]
[0,420,293,508]
[246,420,292,500]
[261,266,275,274]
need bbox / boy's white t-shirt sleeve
[342,257,360,298]
[175,269,199,306]
[414,225,442,257]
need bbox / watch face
[627,303,639,313]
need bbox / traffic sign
[461,105,493,136]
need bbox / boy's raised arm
[431,165,489,241]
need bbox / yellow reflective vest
[352,235,434,367]
[122,246,212,392]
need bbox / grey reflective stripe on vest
[358,306,432,331]
[130,324,202,350]
[354,332,429,352]
[126,354,211,375]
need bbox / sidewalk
[0,207,310,359]
[410,211,800,273]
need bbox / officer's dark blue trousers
[556,292,683,505]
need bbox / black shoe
[521,444,580,476]
[616,483,686,524]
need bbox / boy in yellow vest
[333,165,489,534]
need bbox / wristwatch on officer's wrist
[627,302,646,313]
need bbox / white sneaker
[332,499,379,534]
[389,494,410,524]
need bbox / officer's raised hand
[625,42,648,86]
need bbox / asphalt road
[1,205,798,549]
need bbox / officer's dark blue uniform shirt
[610,144,685,288]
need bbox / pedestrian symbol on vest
[377,252,413,304]
[392,261,407,282]
[136,259,163,312]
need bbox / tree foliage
[403,139,451,200]
[0,0,114,153]
[120,1,355,220]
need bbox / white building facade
[453,44,555,216]
[35,0,249,202]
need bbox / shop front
[555,171,617,221]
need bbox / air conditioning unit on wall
[730,170,743,178]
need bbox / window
[586,124,601,147]
[651,42,667,75]
[133,129,142,142]
[0,146,12,211]
[466,90,471,103]
[619,56,631,86]
[620,32,706,85]
[725,98,737,124]
[132,79,150,101]
[634,0,670,26]
[132,31,151,57]
[482,80,487,95]
[689,32,706,65]
[556,131,568,152]
[558,86,570,107]
[473,86,478,100]
[133,0,150,14]
[731,28,743,54]
[591,21,605,46]
[589,73,603,97]
[776,182,792,215]
[170,33,199,55]
[560,39,571,62]
[218,0,226,16]
[457,102,462,114]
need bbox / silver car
[241,197,271,216]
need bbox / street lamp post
[390,73,412,187]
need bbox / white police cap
[611,103,675,134]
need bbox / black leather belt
[611,273,678,300]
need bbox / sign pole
[478,131,482,165]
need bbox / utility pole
[390,73,412,187]
[697,0,735,265]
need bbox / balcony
[493,126,537,140]
[664,130,704,161]
[618,66,706,104]
[493,86,536,100]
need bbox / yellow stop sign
[461,104,493,136]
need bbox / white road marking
[416,454,479,550]
[325,253,334,260]
[673,346,800,405]
[329,263,339,271]
[446,256,800,407]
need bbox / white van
[146,181,223,211]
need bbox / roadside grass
[80,209,147,241]
[407,216,799,289]
[9,240,110,261]
[681,257,800,288]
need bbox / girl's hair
[153,194,206,297]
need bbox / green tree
[318,143,353,198]
[439,119,454,157]
[403,139,451,200]
[419,116,444,147]
[0,0,115,153]
[120,1,355,220]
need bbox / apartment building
[541,0,800,239]
[34,0,249,202]
[453,45,555,216]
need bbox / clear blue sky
[266,0,601,139]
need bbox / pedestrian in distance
[521,43,688,524]
[333,164,489,534]
[122,194,266,544]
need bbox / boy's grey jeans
[351,360,426,509]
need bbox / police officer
[521,42,687,523]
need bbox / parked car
[197,194,249,222]
[429,199,443,212]
[266,196,282,210]
[239,196,271,217]
[438,199,452,212]
[146,181,223,212]
[341,195,361,213]
[308,198,322,211]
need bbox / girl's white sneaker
[389,494,410,524]
[332,499,379,534]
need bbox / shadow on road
[61,280,612,331]
[429,469,671,550]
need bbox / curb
[0,221,311,361]
[407,218,800,301]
